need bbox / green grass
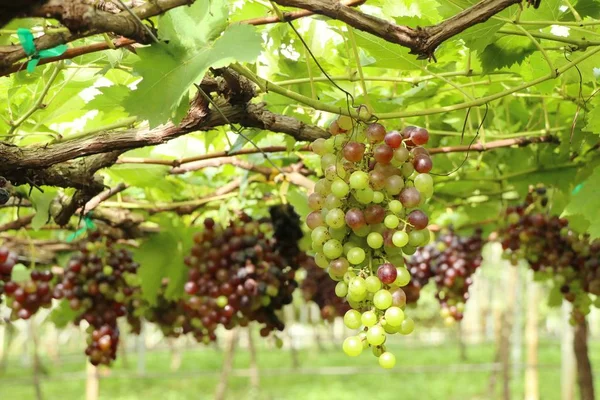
[1,339,598,400]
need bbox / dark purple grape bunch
[498,185,600,321]
[4,269,55,320]
[406,227,484,323]
[58,231,139,365]
[0,177,11,205]
[183,213,301,340]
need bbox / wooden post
[247,328,260,395]
[511,266,523,379]
[501,311,511,400]
[561,303,576,400]
[86,362,99,400]
[136,320,146,376]
[30,319,44,400]
[168,338,182,371]
[573,319,595,400]
[214,328,239,400]
[457,322,467,361]
[525,279,540,400]
[0,319,15,372]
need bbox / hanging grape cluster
[57,232,140,366]
[498,186,600,321]
[182,209,301,339]
[406,228,484,323]
[308,118,434,368]
[4,269,56,320]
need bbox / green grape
[388,200,403,215]
[401,162,414,177]
[366,325,386,346]
[414,173,433,197]
[349,171,369,190]
[348,290,367,302]
[311,226,330,246]
[361,310,378,327]
[329,226,348,241]
[355,188,374,204]
[403,246,416,255]
[344,309,362,329]
[343,336,363,357]
[349,276,367,297]
[392,231,409,247]
[324,194,343,209]
[311,138,327,155]
[383,322,401,334]
[408,230,427,247]
[379,352,396,369]
[357,332,369,348]
[331,178,350,198]
[326,208,346,229]
[400,317,415,335]
[367,232,384,249]
[314,179,331,196]
[321,153,337,169]
[323,138,335,153]
[365,276,382,293]
[216,296,228,308]
[343,270,357,284]
[353,225,371,237]
[384,306,405,327]
[335,281,348,297]
[323,239,344,259]
[314,252,329,268]
[372,346,384,357]
[373,191,384,203]
[394,267,411,287]
[347,247,366,265]
[384,215,400,229]
[373,290,393,310]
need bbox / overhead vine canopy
[0,0,599,262]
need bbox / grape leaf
[458,19,505,53]
[575,0,600,18]
[353,30,425,70]
[381,0,441,20]
[49,299,80,328]
[133,216,197,304]
[562,165,600,239]
[479,36,536,72]
[30,187,58,230]
[124,4,262,128]
[547,285,563,307]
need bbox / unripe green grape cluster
[309,117,434,368]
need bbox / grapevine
[308,118,434,368]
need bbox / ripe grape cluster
[183,211,301,340]
[58,232,140,366]
[0,246,18,304]
[4,269,55,320]
[309,118,434,368]
[499,186,600,321]
[299,253,351,321]
[406,228,484,323]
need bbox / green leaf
[49,299,80,328]
[30,187,58,230]
[562,165,600,239]
[133,216,197,305]
[479,36,536,73]
[382,0,441,20]
[584,95,600,134]
[228,130,260,153]
[124,23,262,127]
[547,285,563,307]
[459,19,505,53]
[286,186,311,220]
[353,30,425,70]
[10,264,30,282]
[575,0,600,18]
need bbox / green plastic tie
[66,215,96,243]
[17,28,68,73]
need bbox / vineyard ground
[1,339,599,400]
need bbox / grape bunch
[0,177,10,205]
[406,228,484,323]
[299,253,351,321]
[0,246,18,304]
[308,119,434,368]
[183,212,300,339]
[498,186,600,321]
[58,232,140,365]
[4,269,55,320]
